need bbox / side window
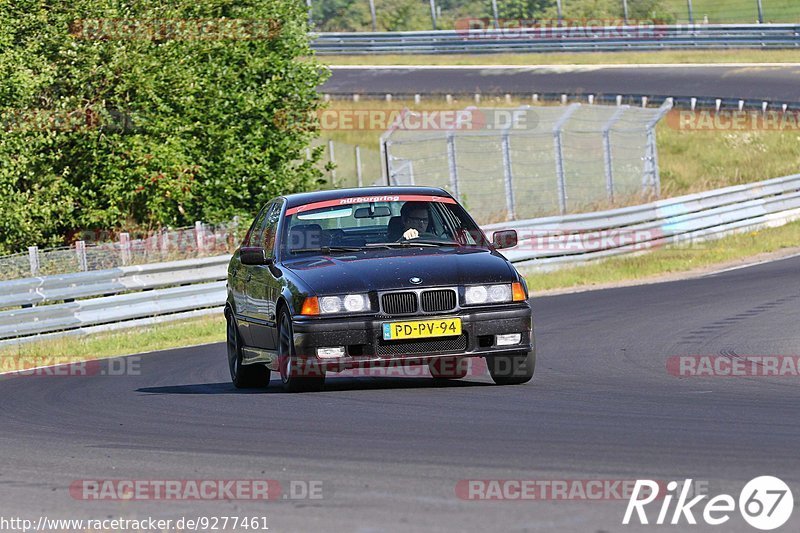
[244,203,272,247]
[260,200,283,257]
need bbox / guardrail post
[602,105,629,203]
[75,240,88,272]
[355,144,364,187]
[28,246,39,277]
[119,233,131,266]
[552,103,581,215]
[446,131,460,201]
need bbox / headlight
[318,294,370,314]
[464,284,512,305]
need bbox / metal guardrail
[484,173,800,268]
[312,24,800,54]
[1,173,799,345]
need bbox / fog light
[495,334,521,346]
[317,346,346,358]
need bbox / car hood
[284,247,515,294]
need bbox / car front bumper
[291,304,533,371]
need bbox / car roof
[281,186,452,208]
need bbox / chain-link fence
[0,221,242,281]
[308,0,800,32]
[312,139,384,189]
[380,101,672,224]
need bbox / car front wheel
[278,311,325,393]
[486,349,535,386]
[227,311,270,388]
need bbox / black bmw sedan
[226,186,534,392]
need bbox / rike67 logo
[623,477,794,530]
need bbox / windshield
[281,195,489,255]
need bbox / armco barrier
[311,24,800,55]
[1,174,799,344]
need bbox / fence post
[160,228,169,257]
[28,246,39,277]
[380,136,391,185]
[602,105,629,203]
[195,221,205,255]
[642,98,673,197]
[687,0,694,23]
[491,0,500,28]
[446,131,460,201]
[429,0,437,30]
[500,105,530,220]
[231,216,240,249]
[355,144,364,187]
[75,240,88,272]
[756,0,764,23]
[119,233,131,266]
[622,0,629,24]
[328,139,337,186]
[552,103,581,215]
[368,0,377,31]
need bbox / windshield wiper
[290,246,364,254]
[366,240,456,248]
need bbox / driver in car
[399,202,432,240]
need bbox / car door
[232,203,272,345]
[246,199,284,351]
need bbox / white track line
[329,63,800,70]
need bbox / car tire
[487,348,535,386]
[429,357,468,379]
[278,311,325,393]
[227,312,270,388]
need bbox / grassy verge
[0,314,225,367]
[523,220,800,292]
[323,50,800,66]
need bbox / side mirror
[492,230,518,250]
[240,246,274,266]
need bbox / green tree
[0,0,328,254]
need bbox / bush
[0,0,329,254]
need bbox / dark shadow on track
[137,377,496,395]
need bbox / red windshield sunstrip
[285,194,457,216]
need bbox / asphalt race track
[324,65,800,103]
[1,254,799,531]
